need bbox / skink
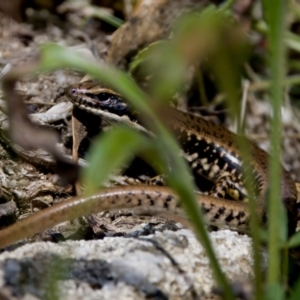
[0,81,296,248]
[64,81,297,237]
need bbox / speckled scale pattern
[199,196,249,230]
[167,108,262,198]
[207,175,248,201]
[179,130,244,181]
[0,186,251,248]
[167,107,298,234]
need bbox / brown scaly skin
[0,186,250,249]
[168,107,298,234]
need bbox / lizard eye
[86,92,110,102]
[96,92,112,101]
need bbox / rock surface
[0,229,254,300]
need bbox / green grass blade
[82,127,150,194]
[288,231,300,249]
[262,0,288,285]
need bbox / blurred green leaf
[90,7,123,27]
[256,21,300,54]
[265,283,285,300]
[82,127,150,194]
[262,0,288,286]
[289,277,300,300]
[129,41,167,74]
[288,231,300,249]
